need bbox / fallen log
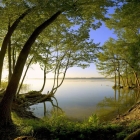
[24,92,42,98]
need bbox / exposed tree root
[14,136,36,140]
[18,91,53,107]
[124,129,140,140]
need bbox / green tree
[105,1,140,87]
[0,0,116,126]
[96,38,119,87]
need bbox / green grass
[11,112,136,140]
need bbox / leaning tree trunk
[8,23,13,83]
[0,11,61,126]
[8,34,12,83]
[50,51,71,96]
[33,52,71,105]
[39,65,46,93]
[12,46,16,73]
[0,8,32,88]
[16,57,34,97]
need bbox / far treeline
[0,0,137,127]
[96,0,140,89]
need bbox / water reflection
[31,96,64,118]
[96,88,140,122]
[44,96,64,117]
[24,79,140,122]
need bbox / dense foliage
[96,1,140,88]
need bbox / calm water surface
[21,78,140,122]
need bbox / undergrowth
[11,112,138,140]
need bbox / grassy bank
[1,81,140,140]
[1,111,140,140]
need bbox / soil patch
[111,101,140,125]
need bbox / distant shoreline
[26,77,108,79]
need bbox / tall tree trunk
[0,8,32,87]
[118,88,120,117]
[114,71,116,87]
[43,102,46,117]
[39,65,46,93]
[117,60,120,87]
[113,60,116,87]
[12,46,16,73]
[130,66,140,87]
[0,11,61,126]
[118,88,120,101]
[114,88,116,101]
[134,71,140,87]
[130,77,133,86]
[8,27,12,83]
[135,90,139,103]
[126,63,129,87]
[112,59,116,87]
[16,57,34,97]
[123,59,140,88]
[120,75,125,87]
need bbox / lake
[21,78,140,122]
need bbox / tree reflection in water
[96,88,140,122]
[43,96,64,117]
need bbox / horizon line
[26,77,107,79]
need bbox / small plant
[88,113,99,126]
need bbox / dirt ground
[111,101,140,125]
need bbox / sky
[3,6,118,79]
